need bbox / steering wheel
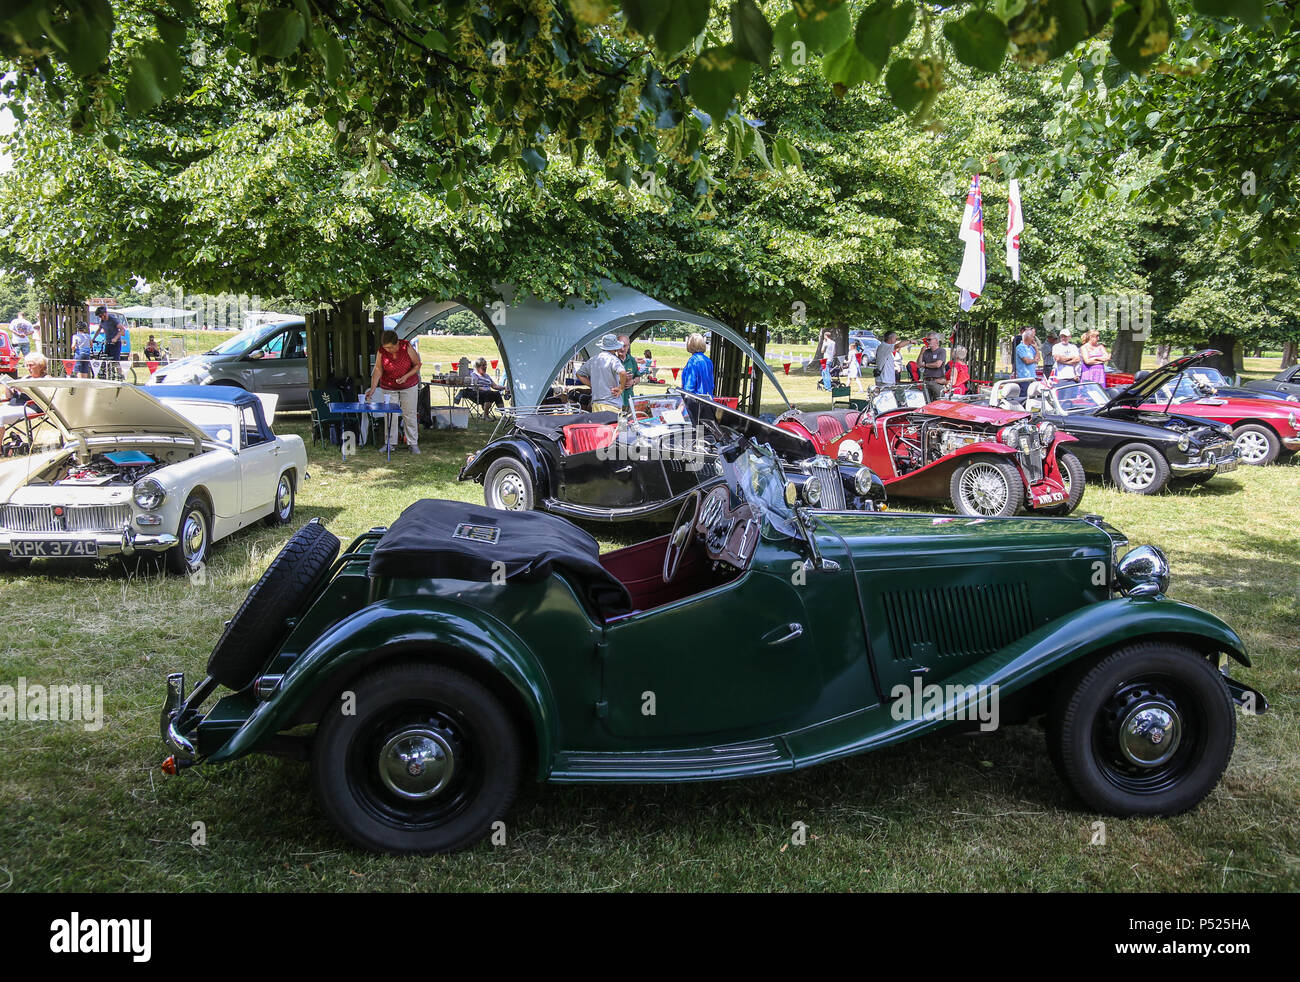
[662,490,701,584]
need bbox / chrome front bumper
[1283,436,1300,450]
[1169,446,1240,473]
[0,528,178,557]
[161,673,197,758]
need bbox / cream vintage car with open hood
[0,380,307,573]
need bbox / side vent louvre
[882,582,1033,661]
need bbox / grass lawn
[1,351,1297,892]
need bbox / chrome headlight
[853,467,874,495]
[804,477,822,506]
[1037,420,1056,444]
[1288,412,1297,428]
[998,426,1018,447]
[1116,544,1170,598]
[133,478,166,510]
[1177,434,1190,452]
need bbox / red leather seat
[845,411,861,428]
[563,422,619,455]
[816,414,845,444]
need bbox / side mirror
[247,349,264,360]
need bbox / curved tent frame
[391,279,788,409]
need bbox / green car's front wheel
[312,663,521,854]
[1048,642,1236,816]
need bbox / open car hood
[13,378,214,444]
[679,391,816,460]
[1109,349,1220,406]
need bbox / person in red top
[945,345,971,396]
[365,330,423,454]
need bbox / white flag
[955,175,985,311]
[1006,178,1024,282]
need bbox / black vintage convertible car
[985,376,1239,494]
[459,394,884,520]
[1243,364,1300,399]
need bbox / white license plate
[1032,490,1065,506]
[9,539,99,558]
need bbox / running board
[549,739,793,782]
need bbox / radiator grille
[882,582,1033,662]
[1,504,132,533]
[809,456,846,510]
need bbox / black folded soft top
[368,499,632,618]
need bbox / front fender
[205,598,559,777]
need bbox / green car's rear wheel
[312,663,521,854]
[1047,642,1236,816]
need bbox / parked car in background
[0,328,19,373]
[160,440,1264,853]
[1243,364,1300,399]
[770,386,1085,517]
[148,317,309,409]
[0,380,306,573]
[986,378,1239,494]
[1123,351,1300,465]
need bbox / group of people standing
[577,333,667,413]
[1015,326,1110,384]
[822,330,970,401]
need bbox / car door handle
[613,465,633,474]
[763,623,804,646]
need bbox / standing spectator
[1079,330,1109,385]
[364,329,423,454]
[919,332,948,401]
[875,331,900,387]
[847,339,866,393]
[93,311,125,379]
[71,321,93,378]
[680,333,715,397]
[1051,328,1081,382]
[618,334,640,412]
[818,330,836,390]
[1015,328,1040,379]
[1041,329,1058,376]
[9,311,33,357]
[577,334,629,413]
[945,345,971,395]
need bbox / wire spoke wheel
[958,461,1010,516]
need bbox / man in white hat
[576,334,629,413]
[1051,328,1081,382]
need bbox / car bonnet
[13,378,216,443]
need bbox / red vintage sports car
[771,387,1084,517]
[1123,350,1300,465]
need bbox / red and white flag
[1006,178,1024,282]
[955,174,985,311]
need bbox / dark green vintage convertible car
[160,440,1265,854]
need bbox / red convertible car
[771,387,1084,517]
[1126,351,1300,465]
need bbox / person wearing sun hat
[576,333,629,413]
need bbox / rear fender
[204,598,559,777]
[459,436,550,492]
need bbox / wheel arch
[1230,418,1281,436]
[1103,439,1168,477]
[460,437,550,492]
[206,601,558,780]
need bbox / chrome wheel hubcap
[1118,700,1182,767]
[1235,431,1269,463]
[493,471,527,510]
[959,463,1009,515]
[182,510,206,564]
[1119,451,1156,489]
[378,728,456,800]
[276,477,292,518]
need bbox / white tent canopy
[391,280,789,408]
[110,305,197,320]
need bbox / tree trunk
[1155,343,1171,367]
[1110,328,1145,374]
[1282,341,1297,369]
[1200,333,1238,378]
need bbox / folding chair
[831,385,851,407]
[309,388,347,445]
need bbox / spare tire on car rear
[206,519,341,690]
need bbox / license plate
[1032,490,1066,506]
[1217,458,1237,473]
[9,539,99,558]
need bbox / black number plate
[9,539,99,558]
